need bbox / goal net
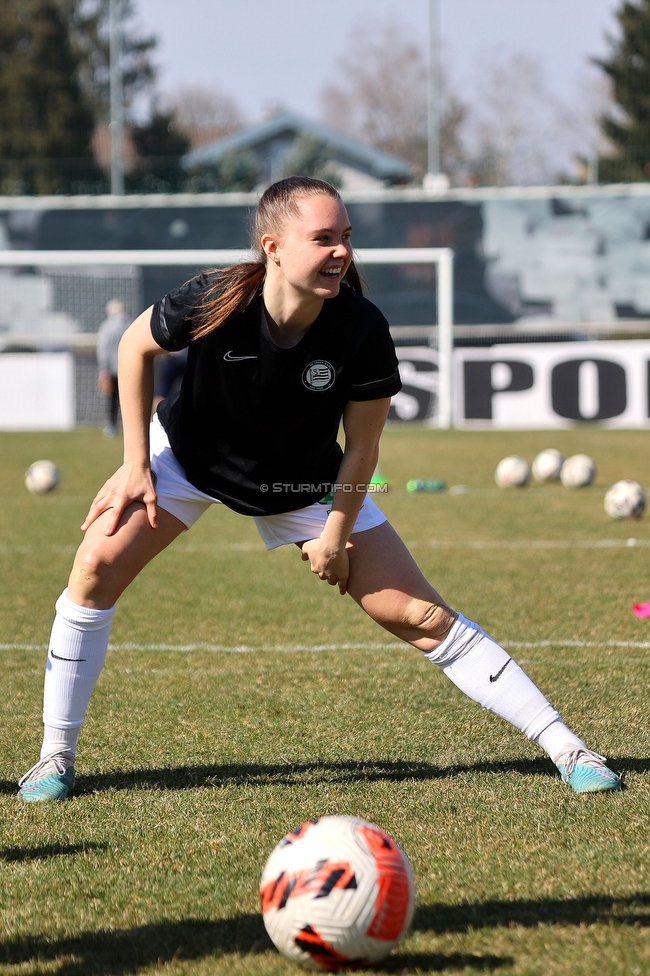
[0,248,454,430]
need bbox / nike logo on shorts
[50,649,86,662]
[223,350,257,361]
[489,658,512,682]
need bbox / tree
[187,149,260,193]
[461,52,611,187]
[0,0,101,193]
[127,110,190,192]
[281,136,341,186]
[59,0,157,121]
[319,20,467,182]
[164,84,244,150]
[62,1,193,192]
[465,54,557,186]
[595,0,650,181]
[215,150,260,191]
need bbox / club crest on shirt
[302,360,335,392]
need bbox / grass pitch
[1,426,650,976]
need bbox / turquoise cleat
[18,753,75,802]
[557,748,622,794]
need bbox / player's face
[272,194,353,299]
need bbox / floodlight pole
[436,250,454,429]
[109,0,125,195]
[424,0,448,192]
[427,0,441,178]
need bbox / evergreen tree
[211,150,260,192]
[281,136,341,186]
[596,0,650,181]
[0,0,101,193]
[127,111,190,192]
[60,0,156,121]
[187,150,260,194]
[62,2,189,194]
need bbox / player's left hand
[301,538,350,595]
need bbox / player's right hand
[81,463,158,535]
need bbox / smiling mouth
[319,267,343,279]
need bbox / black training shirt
[152,272,401,516]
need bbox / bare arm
[81,307,168,535]
[301,397,390,594]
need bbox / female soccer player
[19,177,621,801]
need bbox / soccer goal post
[354,247,454,429]
[0,247,454,429]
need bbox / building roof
[181,110,415,185]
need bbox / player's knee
[71,541,115,593]
[403,599,456,640]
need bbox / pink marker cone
[633,600,650,619]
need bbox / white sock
[41,589,115,758]
[41,724,80,760]
[422,613,584,753]
[534,721,587,765]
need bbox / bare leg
[344,521,456,651]
[68,502,186,608]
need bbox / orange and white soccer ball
[260,816,415,971]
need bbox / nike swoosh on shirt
[223,351,258,361]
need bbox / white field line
[1,539,648,555]
[2,640,650,653]
[0,542,263,554]
[1,642,404,652]
[415,538,650,550]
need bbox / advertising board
[454,341,650,428]
[0,353,75,430]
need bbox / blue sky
[134,0,621,121]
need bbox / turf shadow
[379,951,512,972]
[412,892,650,933]
[0,841,108,862]
[0,917,513,975]
[0,916,270,975]
[3,894,646,973]
[610,756,650,775]
[3,754,645,798]
[4,895,646,975]
[69,756,557,795]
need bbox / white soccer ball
[260,816,415,971]
[560,454,596,489]
[495,455,530,488]
[604,480,646,520]
[532,449,564,483]
[25,460,59,495]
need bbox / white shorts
[149,414,387,550]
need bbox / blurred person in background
[152,348,189,414]
[97,299,130,438]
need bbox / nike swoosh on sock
[50,650,86,662]
[489,658,512,682]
